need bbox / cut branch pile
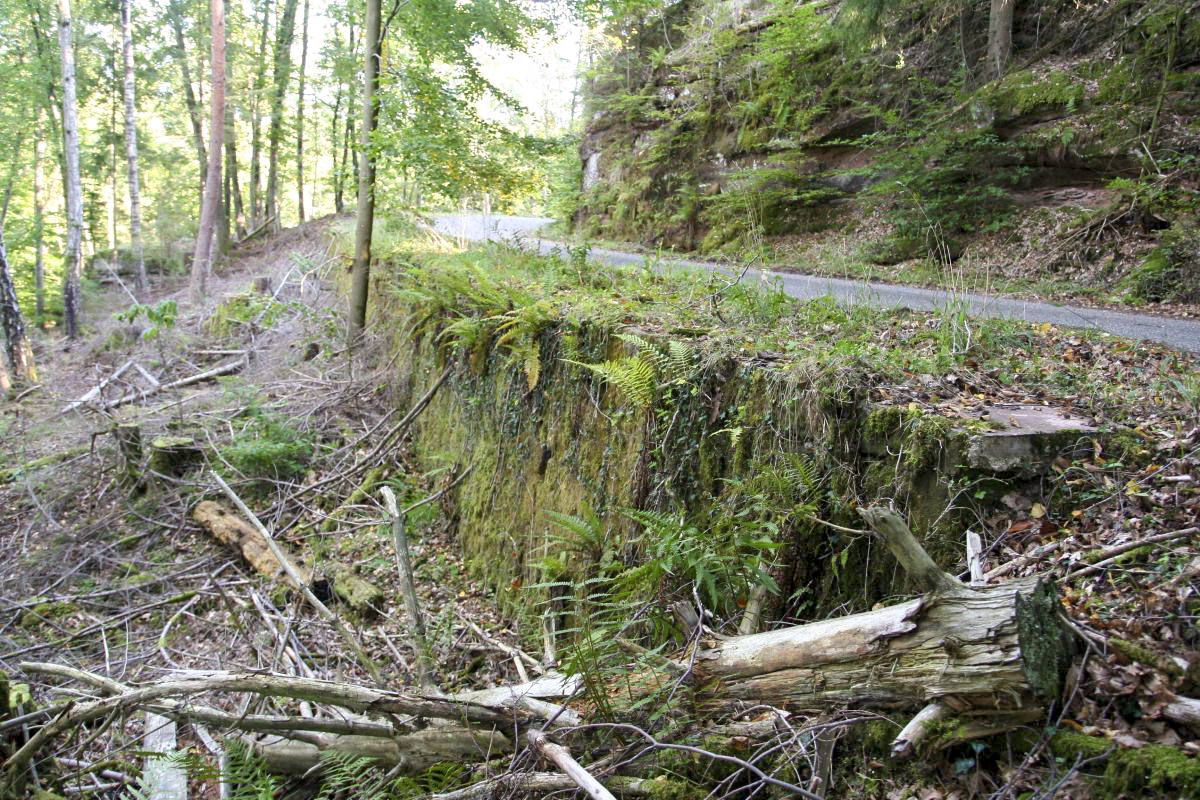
[4,506,1093,797]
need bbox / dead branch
[103,357,247,410]
[210,471,385,684]
[526,729,618,800]
[381,485,437,691]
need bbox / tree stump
[148,436,202,477]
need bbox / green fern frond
[568,357,657,409]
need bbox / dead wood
[103,357,247,410]
[526,729,617,800]
[193,499,384,616]
[210,472,385,682]
[193,500,314,589]
[692,508,1076,724]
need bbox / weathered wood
[142,713,187,800]
[890,703,947,760]
[193,500,313,589]
[696,576,1071,714]
[249,725,513,776]
[194,500,386,617]
[526,729,617,800]
[693,508,1076,717]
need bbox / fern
[569,356,657,409]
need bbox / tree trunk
[987,0,1015,79]
[295,0,310,223]
[0,233,38,384]
[33,129,45,319]
[168,0,208,198]
[189,0,226,302]
[330,84,343,213]
[58,0,84,339]
[249,0,271,228]
[266,0,300,230]
[349,0,382,337]
[120,0,147,297]
[224,28,245,240]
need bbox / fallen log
[249,725,512,776]
[692,508,1077,728]
[192,499,385,617]
[103,357,247,410]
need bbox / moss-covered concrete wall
[384,311,1085,623]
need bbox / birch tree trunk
[189,0,226,302]
[120,0,148,297]
[168,0,208,198]
[987,0,1015,79]
[266,0,300,230]
[349,0,382,337]
[295,0,310,223]
[58,0,84,339]
[0,233,38,384]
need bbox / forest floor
[1,217,1199,798]
[0,218,538,797]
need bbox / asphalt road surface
[431,213,1200,354]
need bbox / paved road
[432,213,1200,353]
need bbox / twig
[211,471,385,685]
[1063,527,1199,580]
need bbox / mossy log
[194,500,314,589]
[248,725,512,776]
[192,501,384,615]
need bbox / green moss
[993,68,1087,117]
[1050,731,1200,799]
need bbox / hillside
[572,0,1200,307]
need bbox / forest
[1,0,1200,799]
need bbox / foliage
[566,332,694,409]
[314,751,465,799]
[115,300,178,341]
[220,390,314,484]
[863,129,1029,261]
[207,293,287,337]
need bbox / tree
[33,117,45,318]
[295,0,310,223]
[249,0,271,227]
[190,0,226,301]
[348,0,381,337]
[121,0,147,297]
[168,0,208,198]
[266,0,300,229]
[986,0,1014,79]
[0,232,38,385]
[57,0,83,338]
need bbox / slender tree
[349,0,381,336]
[168,0,208,197]
[121,0,147,296]
[266,0,300,229]
[248,0,271,226]
[295,0,310,222]
[0,232,38,385]
[58,0,84,338]
[190,0,226,301]
[33,121,45,318]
